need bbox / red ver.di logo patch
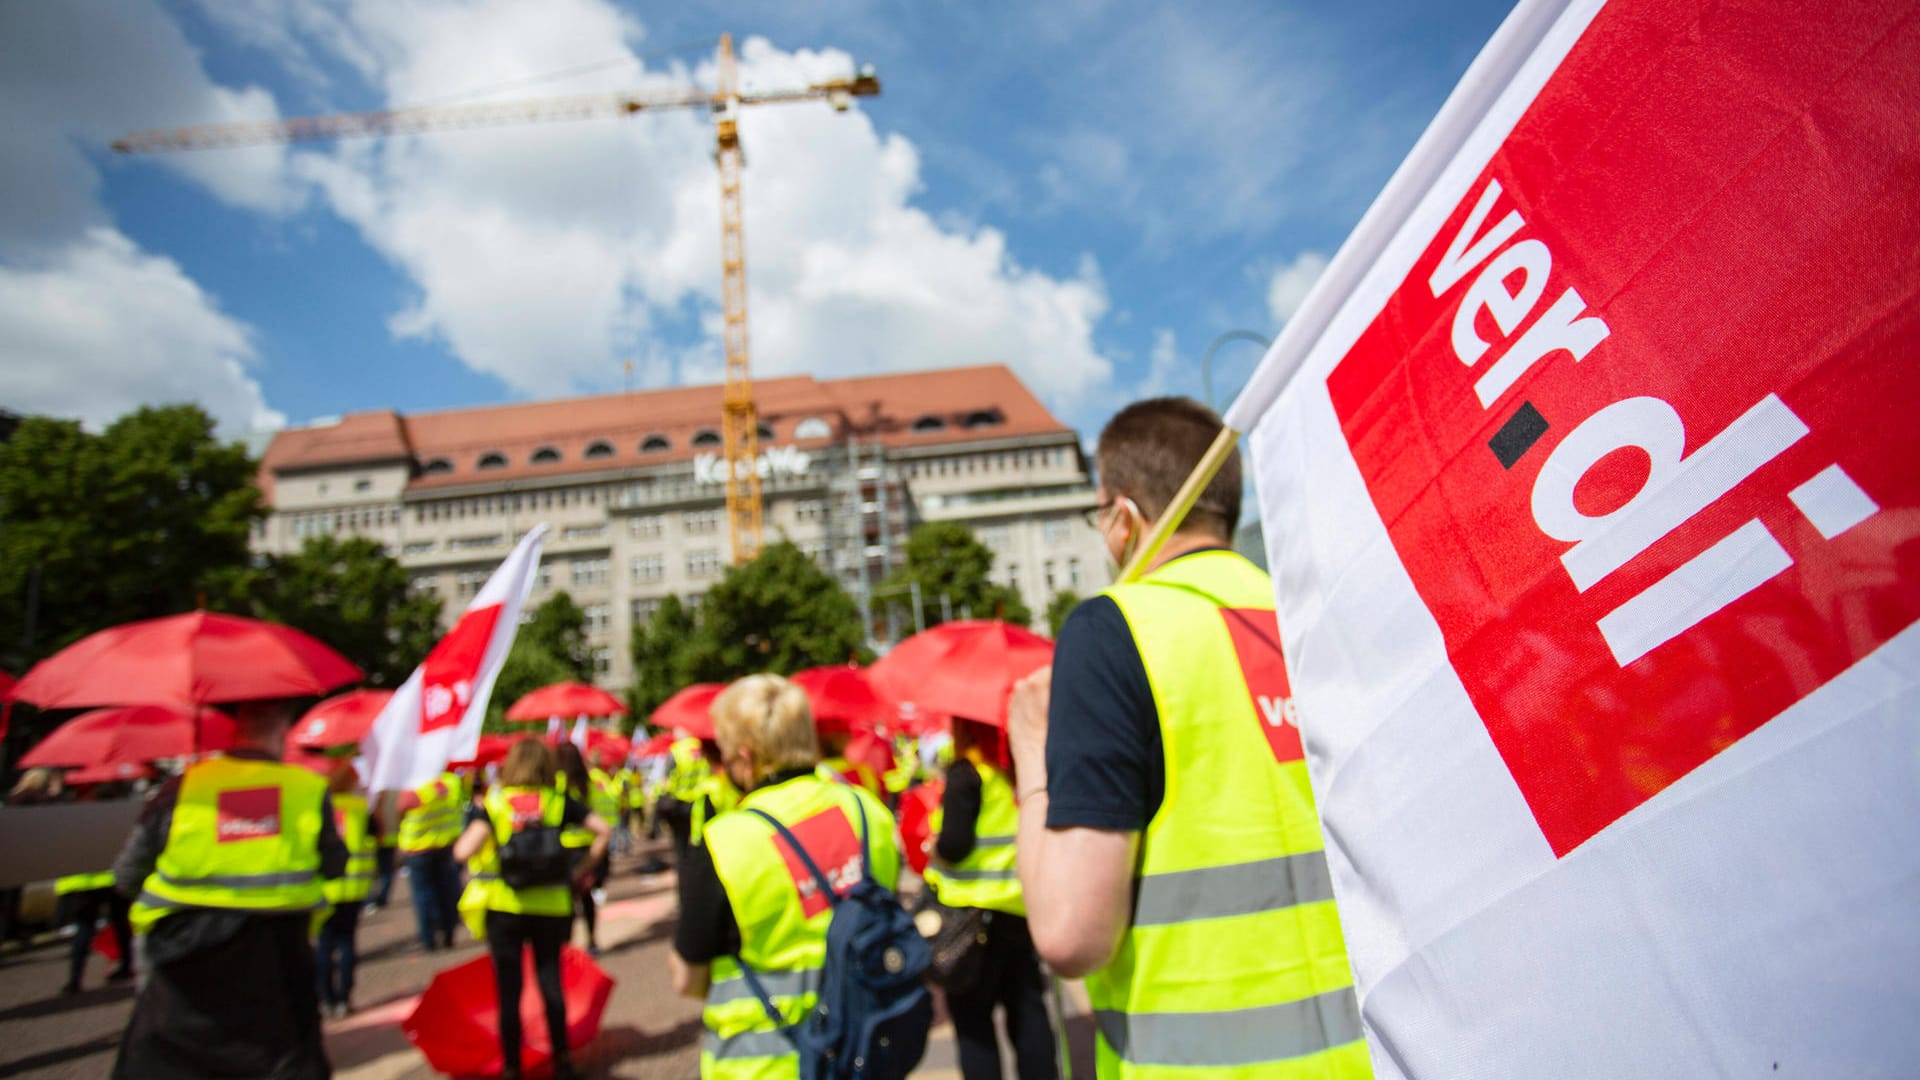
[1220,608,1302,765]
[217,787,282,843]
[771,807,865,919]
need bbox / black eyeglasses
[1084,500,1116,529]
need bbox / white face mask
[1102,496,1142,571]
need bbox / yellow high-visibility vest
[55,870,115,894]
[587,767,622,822]
[1089,550,1372,1080]
[325,791,376,905]
[469,785,572,918]
[689,771,741,848]
[130,756,328,934]
[924,758,1024,916]
[700,774,900,1080]
[397,775,461,853]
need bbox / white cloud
[201,1,1116,406]
[1267,250,1328,324]
[0,229,285,435]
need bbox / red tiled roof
[259,364,1071,494]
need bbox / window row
[286,506,402,538]
[904,446,1070,480]
[416,415,838,477]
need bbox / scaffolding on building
[821,436,911,650]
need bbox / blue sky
[0,0,1513,443]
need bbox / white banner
[362,525,547,793]
[1230,0,1920,1075]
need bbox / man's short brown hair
[1096,397,1241,538]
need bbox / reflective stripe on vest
[700,774,901,1080]
[1092,551,1371,1080]
[326,791,377,905]
[474,785,572,917]
[398,778,458,853]
[55,870,116,894]
[924,761,1025,916]
[131,756,327,933]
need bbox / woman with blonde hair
[452,738,609,1080]
[669,673,907,1078]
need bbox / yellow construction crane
[113,34,880,564]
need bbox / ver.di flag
[362,525,548,792]
[1225,0,1920,1075]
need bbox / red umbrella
[635,731,675,758]
[649,683,724,741]
[506,682,628,722]
[898,780,943,876]
[292,689,392,749]
[403,945,614,1078]
[791,666,894,735]
[19,705,235,768]
[67,761,158,786]
[12,611,362,710]
[889,701,950,737]
[456,734,518,769]
[868,620,1054,728]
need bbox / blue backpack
[737,791,933,1080]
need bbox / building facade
[253,365,1110,690]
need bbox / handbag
[910,888,991,993]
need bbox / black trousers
[945,912,1058,1080]
[485,910,571,1077]
[65,887,133,988]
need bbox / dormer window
[691,428,722,448]
[476,451,508,470]
[756,423,775,441]
[963,409,1004,429]
[420,457,454,476]
[530,445,562,465]
[794,417,832,440]
[583,440,615,460]
[640,434,672,453]
[911,415,947,433]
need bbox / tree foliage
[882,521,1033,629]
[0,406,263,671]
[484,591,593,729]
[1045,590,1083,638]
[211,535,442,687]
[628,593,696,722]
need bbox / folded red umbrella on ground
[12,611,362,710]
[506,682,628,722]
[868,620,1054,728]
[403,945,614,1079]
[20,704,234,768]
[791,665,894,735]
[292,689,391,750]
[898,781,944,877]
[649,683,724,741]
[91,926,123,964]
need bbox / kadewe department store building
[252,364,1110,690]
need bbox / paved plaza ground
[0,838,1095,1079]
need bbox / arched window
[530,445,562,465]
[691,428,722,448]
[640,434,672,453]
[476,451,507,470]
[911,415,947,433]
[420,457,454,476]
[756,423,775,441]
[963,409,1004,429]
[794,417,832,440]
[583,440,615,460]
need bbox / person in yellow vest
[669,673,903,1079]
[927,717,1056,1080]
[555,741,610,954]
[369,805,400,911]
[660,734,710,862]
[395,769,465,951]
[1008,397,1373,1080]
[315,750,376,1017]
[816,718,884,799]
[587,751,624,856]
[55,862,133,995]
[452,738,608,1080]
[686,762,740,848]
[110,698,348,1080]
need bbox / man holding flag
[1008,397,1371,1080]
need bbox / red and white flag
[362,526,548,792]
[1229,0,1919,1075]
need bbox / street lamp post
[1201,329,1274,413]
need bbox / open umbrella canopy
[635,731,676,758]
[506,682,628,722]
[403,945,614,1078]
[791,666,895,735]
[649,683,725,741]
[452,733,519,770]
[67,760,158,786]
[19,704,235,768]
[897,780,944,877]
[12,611,362,710]
[868,620,1054,728]
[0,670,14,699]
[292,689,392,750]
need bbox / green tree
[0,405,262,670]
[628,593,698,723]
[520,590,593,683]
[485,633,582,731]
[1045,590,1083,638]
[679,542,868,684]
[211,535,442,687]
[882,521,1032,629]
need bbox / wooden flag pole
[1117,424,1244,583]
